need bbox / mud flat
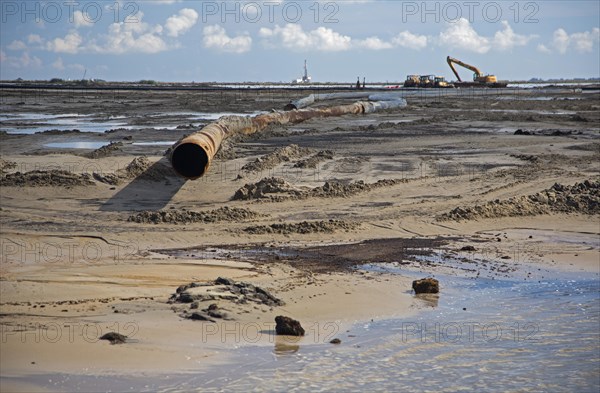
[1,86,599,392]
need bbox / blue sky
[1,1,599,82]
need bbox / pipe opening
[171,143,209,179]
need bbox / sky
[1,0,599,82]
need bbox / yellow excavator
[446,56,507,87]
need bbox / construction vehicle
[446,56,507,88]
[404,74,452,88]
[404,74,420,87]
[419,75,435,87]
[434,76,452,88]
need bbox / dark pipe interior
[171,143,209,179]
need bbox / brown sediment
[439,180,600,220]
[241,144,312,172]
[233,177,408,201]
[0,86,598,384]
[128,207,265,224]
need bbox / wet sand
[1,86,599,391]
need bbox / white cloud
[52,57,65,70]
[259,24,430,52]
[537,44,551,54]
[357,36,393,50]
[73,10,93,28]
[68,63,86,72]
[165,8,198,37]
[7,40,27,50]
[438,18,534,53]
[439,18,490,54]
[570,27,599,53]
[0,50,6,62]
[493,21,536,50]
[46,32,83,54]
[28,34,43,44]
[539,27,600,54]
[5,52,43,68]
[392,31,428,50]
[259,24,351,51]
[23,53,42,68]
[552,28,570,54]
[36,8,198,55]
[87,11,168,54]
[203,25,252,53]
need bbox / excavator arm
[446,56,483,82]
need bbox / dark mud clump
[293,150,334,169]
[242,144,311,172]
[244,220,359,235]
[128,206,264,224]
[99,332,127,344]
[233,177,405,201]
[94,157,176,185]
[84,141,123,159]
[439,180,600,220]
[275,316,305,336]
[412,278,440,294]
[0,170,94,187]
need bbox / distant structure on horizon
[292,60,312,84]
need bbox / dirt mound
[94,157,176,185]
[242,144,311,172]
[128,207,264,224]
[123,156,151,177]
[233,177,405,201]
[244,220,359,235]
[439,180,599,221]
[84,142,123,159]
[170,278,284,307]
[309,179,403,198]
[0,170,95,187]
[0,159,17,173]
[214,139,237,160]
[293,150,334,169]
[233,177,305,200]
[169,278,284,322]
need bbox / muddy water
[0,111,265,134]
[162,269,598,393]
[11,265,598,392]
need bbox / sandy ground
[1,86,599,390]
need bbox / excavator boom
[447,56,483,81]
[446,55,499,85]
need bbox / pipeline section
[170,97,406,179]
[285,91,408,110]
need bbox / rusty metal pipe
[170,99,406,179]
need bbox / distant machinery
[446,56,507,88]
[292,60,312,84]
[404,74,452,88]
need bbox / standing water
[160,268,599,393]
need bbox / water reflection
[274,336,301,355]
[43,141,109,149]
[414,293,439,308]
